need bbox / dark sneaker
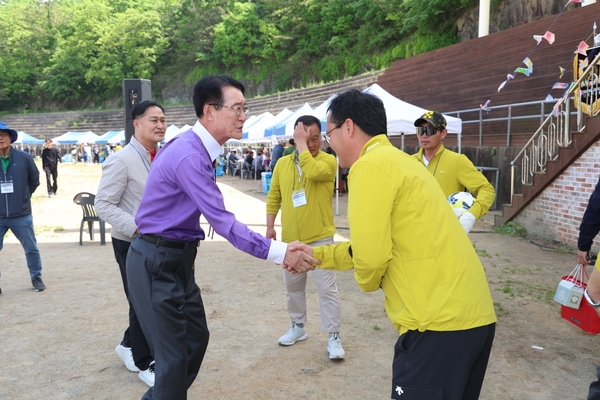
[32,278,46,292]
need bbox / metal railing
[445,99,579,149]
[507,52,600,200]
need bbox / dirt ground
[1,161,599,400]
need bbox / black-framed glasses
[325,124,342,144]
[209,104,250,117]
[416,125,440,137]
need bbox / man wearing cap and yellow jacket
[413,110,495,233]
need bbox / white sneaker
[115,344,139,372]
[138,361,155,387]
[278,322,308,346]
[328,333,345,360]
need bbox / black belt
[140,234,200,249]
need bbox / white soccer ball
[448,191,475,217]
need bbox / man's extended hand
[283,240,319,273]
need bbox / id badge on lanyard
[1,180,14,194]
[292,188,307,208]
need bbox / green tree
[86,9,169,97]
[41,0,115,103]
[212,2,283,83]
[0,0,56,110]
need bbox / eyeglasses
[416,125,440,137]
[209,104,250,117]
[325,124,342,144]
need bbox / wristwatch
[584,289,600,308]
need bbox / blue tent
[15,131,44,145]
[96,130,123,144]
[53,131,99,145]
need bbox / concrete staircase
[2,72,381,140]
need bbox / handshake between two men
[282,241,318,274]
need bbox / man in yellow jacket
[288,90,496,399]
[412,110,495,233]
[266,115,345,359]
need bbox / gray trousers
[282,236,342,333]
[126,236,209,400]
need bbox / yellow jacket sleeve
[455,155,495,219]
[298,150,336,182]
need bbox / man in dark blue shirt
[0,121,45,293]
[270,139,286,171]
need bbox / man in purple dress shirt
[126,75,318,400]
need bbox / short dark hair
[131,100,164,120]
[327,89,387,136]
[288,138,295,145]
[294,115,321,132]
[193,75,245,118]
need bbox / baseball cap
[0,121,18,144]
[414,111,447,130]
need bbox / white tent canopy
[107,130,125,144]
[164,124,191,143]
[242,112,275,141]
[265,102,314,138]
[254,108,292,139]
[311,94,337,133]
[53,131,99,145]
[242,115,258,130]
[363,84,462,134]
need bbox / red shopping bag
[559,265,600,334]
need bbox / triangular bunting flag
[515,67,530,76]
[576,41,589,56]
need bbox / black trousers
[588,366,600,399]
[112,237,153,370]
[392,323,495,400]
[44,166,58,195]
[127,235,209,400]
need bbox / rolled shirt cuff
[267,240,287,264]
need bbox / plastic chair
[73,192,106,246]
[228,160,240,178]
[241,162,253,180]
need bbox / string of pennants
[480,0,598,116]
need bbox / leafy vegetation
[0,0,478,111]
[494,221,527,237]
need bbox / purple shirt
[135,123,281,261]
